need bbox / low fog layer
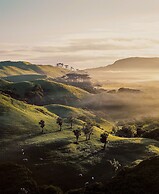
[80,91,159,121]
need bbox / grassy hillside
[0,79,89,105]
[45,104,113,131]
[0,93,159,191]
[106,155,159,194]
[0,93,58,141]
[0,61,69,78]
[3,74,47,82]
[45,104,95,119]
[1,129,159,191]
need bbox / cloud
[30,37,159,53]
[0,36,159,68]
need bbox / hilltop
[86,57,159,83]
[87,57,159,72]
[0,61,69,78]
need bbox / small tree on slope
[39,120,45,133]
[100,132,109,150]
[56,117,63,131]
[73,128,81,144]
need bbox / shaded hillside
[106,156,159,194]
[0,163,38,194]
[0,79,89,106]
[3,74,47,82]
[66,156,159,194]
[1,130,159,191]
[0,61,69,78]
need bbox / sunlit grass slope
[0,93,58,138]
[0,61,69,78]
[45,104,113,130]
[45,104,95,119]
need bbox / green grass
[0,61,69,77]
[0,79,89,106]
[2,127,158,191]
[0,79,159,190]
[0,93,58,141]
[45,104,95,119]
[3,74,47,82]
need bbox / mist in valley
[81,80,159,121]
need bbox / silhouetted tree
[39,120,45,133]
[71,67,74,71]
[83,122,93,141]
[100,132,109,150]
[56,117,63,131]
[116,125,136,138]
[56,63,64,68]
[64,64,69,69]
[68,116,74,129]
[73,128,81,144]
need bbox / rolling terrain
[0,79,89,106]
[0,59,159,193]
[0,93,159,192]
[0,61,69,78]
[87,57,159,83]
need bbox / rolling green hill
[2,74,47,82]
[45,104,95,119]
[0,93,159,191]
[0,93,57,140]
[45,104,113,130]
[0,79,89,106]
[0,61,69,78]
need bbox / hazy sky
[0,0,159,69]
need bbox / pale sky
[0,0,159,69]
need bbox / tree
[39,120,45,133]
[116,125,137,138]
[56,63,64,68]
[56,117,63,131]
[64,64,69,69]
[83,122,93,141]
[68,116,74,129]
[73,128,81,144]
[100,132,109,150]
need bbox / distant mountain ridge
[0,61,69,77]
[87,57,159,71]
